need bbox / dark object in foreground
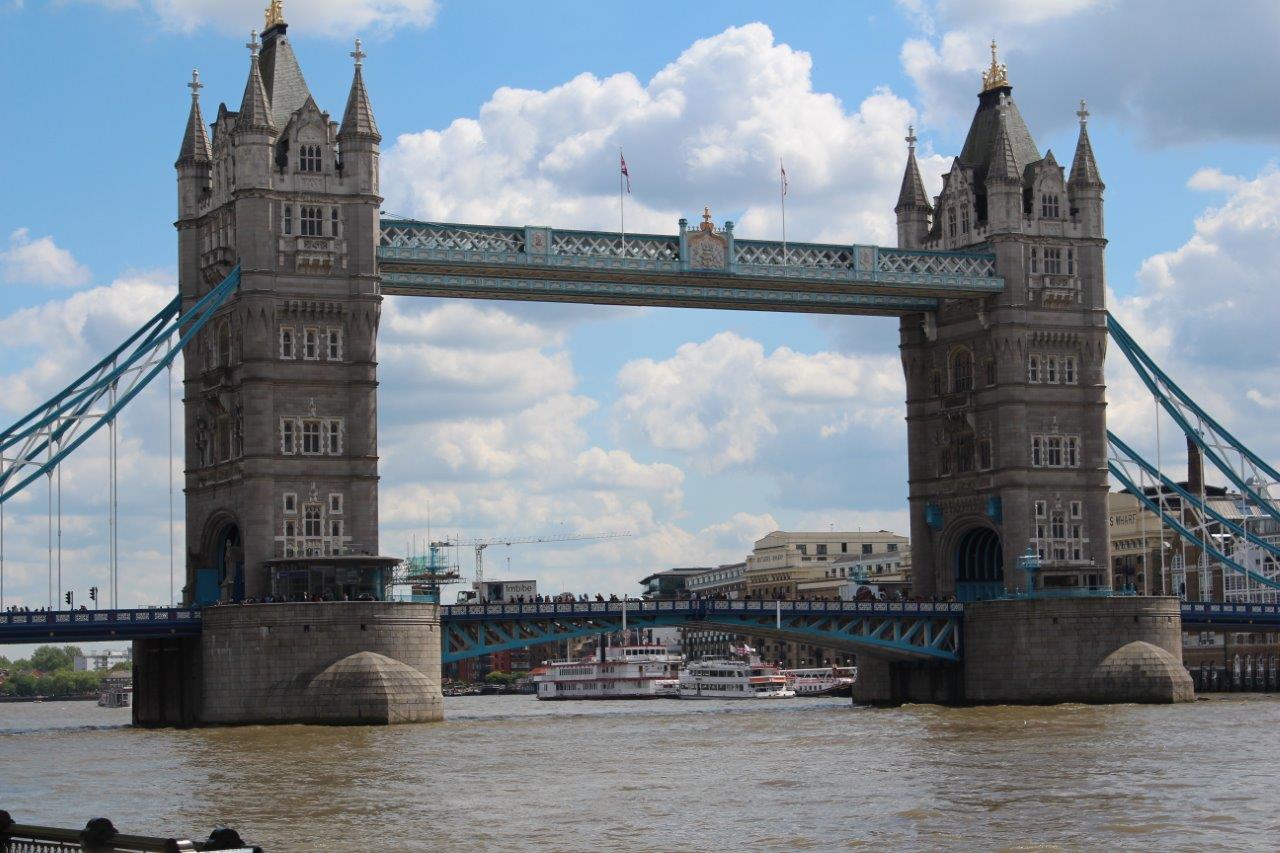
[0,811,262,852]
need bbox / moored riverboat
[781,666,856,697]
[678,657,795,699]
[534,645,682,700]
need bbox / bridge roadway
[377,219,1004,316]
[1,600,1275,662]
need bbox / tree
[484,670,517,686]
[29,646,75,673]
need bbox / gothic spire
[339,38,381,141]
[1069,100,1103,187]
[894,126,932,213]
[177,69,211,164]
[237,30,276,133]
[986,95,1021,184]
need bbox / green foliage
[484,670,518,685]
[0,668,101,697]
[29,645,75,673]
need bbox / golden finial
[981,39,1009,92]
[701,206,714,230]
[265,0,285,29]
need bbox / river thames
[2,696,1278,850]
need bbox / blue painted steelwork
[1180,601,1280,631]
[1107,313,1280,525]
[377,219,1003,314]
[438,599,964,664]
[0,607,202,644]
[1106,451,1280,590]
[1109,430,1280,562]
[0,268,240,504]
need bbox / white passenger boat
[782,666,856,697]
[678,657,795,699]
[534,645,681,700]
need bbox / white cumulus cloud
[0,228,91,289]
[384,23,941,246]
[66,0,438,35]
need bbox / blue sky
[1,0,1279,617]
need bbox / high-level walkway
[377,218,1003,315]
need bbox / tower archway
[954,526,1004,602]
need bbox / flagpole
[780,158,788,267]
[619,148,626,257]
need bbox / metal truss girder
[0,268,241,504]
[1107,313,1280,524]
[1107,456,1280,590]
[380,271,941,316]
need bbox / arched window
[216,321,231,368]
[951,349,973,393]
[299,144,323,173]
[947,208,957,238]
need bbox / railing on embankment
[0,811,260,852]
[0,608,201,644]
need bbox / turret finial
[351,37,367,68]
[701,206,714,230]
[1077,99,1090,126]
[981,39,1009,92]
[188,69,203,100]
[905,125,917,152]
[246,29,261,58]
[265,0,284,29]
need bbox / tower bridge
[4,6,1277,722]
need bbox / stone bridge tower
[175,10,387,604]
[896,45,1109,600]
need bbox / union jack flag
[620,153,631,194]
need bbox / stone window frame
[301,419,323,455]
[303,327,320,360]
[950,347,974,393]
[331,208,341,239]
[1040,193,1061,219]
[938,440,952,477]
[1045,356,1059,384]
[978,438,993,471]
[1028,246,1039,274]
[1027,355,1040,383]
[955,433,976,473]
[929,370,943,397]
[984,359,997,387]
[329,492,343,515]
[280,419,296,454]
[303,503,323,538]
[280,326,295,359]
[1043,247,1063,275]
[1063,356,1078,384]
[299,144,323,174]
[326,327,343,361]
[325,419,344,455]
[300,205,324,237]
[282,204,293,236]
[283,492,298,515]
[947,207,957,238]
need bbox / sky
[1,0,1279,623]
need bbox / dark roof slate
[957,87,1040,188]
[339,65,380,140]
[260,25,312,130]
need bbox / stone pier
[852,596,1194,706]
[135,602,443,726]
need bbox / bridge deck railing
[439,600,965,619]
[0,608,200,628]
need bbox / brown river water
[1,696,1278,851]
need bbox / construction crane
[462,531,631,583]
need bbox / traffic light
[89,586,98,602]
[65,591,72,605]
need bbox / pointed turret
[956,42,1040,192]
[177,70,212,165]
[176,70,213,221]
[895,126,932,248]
[237,31,275,133]
[339,39,381,141]
[1069,100,1104,237]
[984,95,1023,230]
[1069,100,1103,188]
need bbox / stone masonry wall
[200,602,443,724]
[964,597,1194,703]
